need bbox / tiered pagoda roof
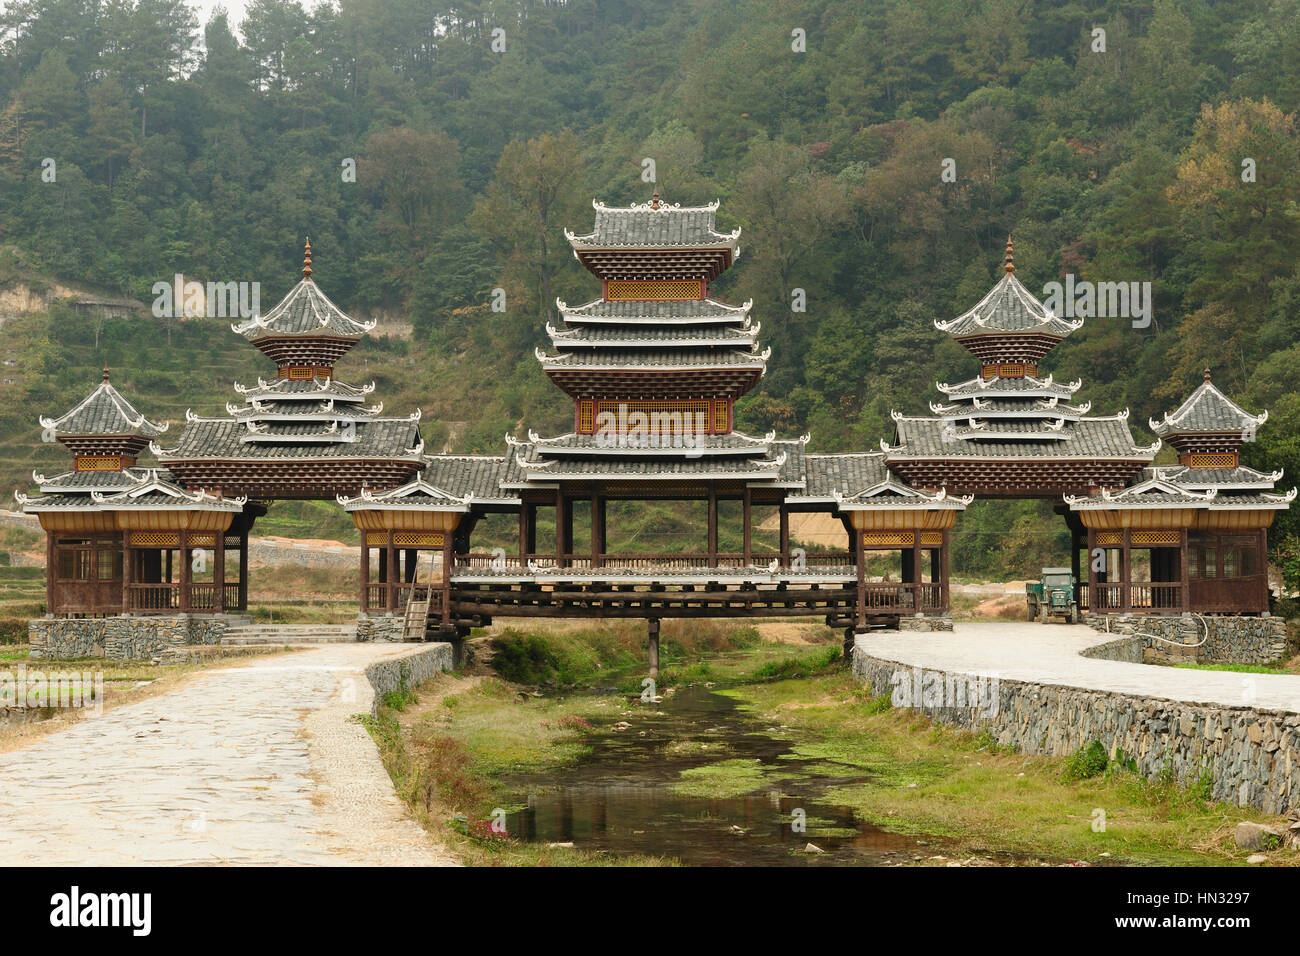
[156,242,424,499]
[885,239,1157,496]
[38,369,168,462]
[1149,369,1269,455]
[564,196,740,281]
[1068,371,1296,517]
[19,374,243,521]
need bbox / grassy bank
[718,662,1295,866]
[365,623,1296,867]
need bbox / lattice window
[1095,531,1123,546]
[1131,530,1180,546]
[605,279,704,301]
[74,456,123,472]
[130,532,179,547]
[1187,453,1237,469]
[981,363,1038,379]
[578,400,594,433]
[861,531,916,547]
[592,400,714,435]
[189,534,216,548]
[281,365,332,380]
[394,532,444,548]
[714,400,730,432]
[919,532,943,546]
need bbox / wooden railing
[860,583,946,611]
[1089,582,1183,612]
[454,552,855,573]
[126,582,243,614]
[1189,576,1269,614]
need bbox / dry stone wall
[29,615,238,661]
[852,647,1300,814]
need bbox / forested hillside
[0,0,1297,580]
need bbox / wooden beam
[855,527,866,629]
[779,505,790,567]
[1180,529,1190,614]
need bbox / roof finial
[1004,235,1015,275]
[650,189,660,210]
[102,366,110,383]
[302,237,313,280]
[1203,366,1212,382]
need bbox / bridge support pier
[647,618,660,681]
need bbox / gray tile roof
[157,417,422,460]
[40,378,167,438]
[528,432,775,456]
[539,347,765,368]
[937,375,1081,400]
[936,273,1081,338]
[558,297,751,322]
[887,415,1154,459]
[549,325,756,346]
[231,279,374,340]
[418,455,515,501]
[232,377,376,403]
[797,454,890,499]
[567,201,738,247]
[1150,375,1267,436]
[1142,465,1282,489]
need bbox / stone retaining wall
[356,615,405,642]
[1087,613,1287,665]
[852,644,1300,814]
[898,614,955,632]
[363,644,454,716]
[28,615,241,661]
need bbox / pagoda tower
[156,241,425,499]
[18,371,248,620]
[512,192,789,493]
[885,238,1159,496]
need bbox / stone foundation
[1087,613,1287,665]
[898,614,955,632]
[28,615,240,661]
[356,614,405,642]
[852,644,1300,813]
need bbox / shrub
[1062,740,1110,780]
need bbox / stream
[500,681,945,866]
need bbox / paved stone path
[0,645,457,865]
[858,623,1300,714]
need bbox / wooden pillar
[1258,527,1270,613]
[854,525,866,629]
[360,539,370,612]
[519,503,531,561]
[779,505,790,567]
[404,548,418,583]
[647,618,660,681]
[590,494,602,569]
[213,529,225,614]
[178,529,191,613]
[707,490,718,568]
[742,488,752,566]
[940,530,951,612]
[1070,528,1082,590]
[555,491,568,567]
[526,503,537,556]
[1120,528,1131,612]
[238,531,248,612]
[386,530,397,613]
[911,535,923,613]
[45,532,55,617]
[1179,528,1190,614]
[121,530,131,614]
[441,530,452,627]
[598,497,607,558]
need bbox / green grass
[1171,661,1290,675]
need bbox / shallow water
[500,682,940,866]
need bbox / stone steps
[222,624,358,645]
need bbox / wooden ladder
[402,579,431,642]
